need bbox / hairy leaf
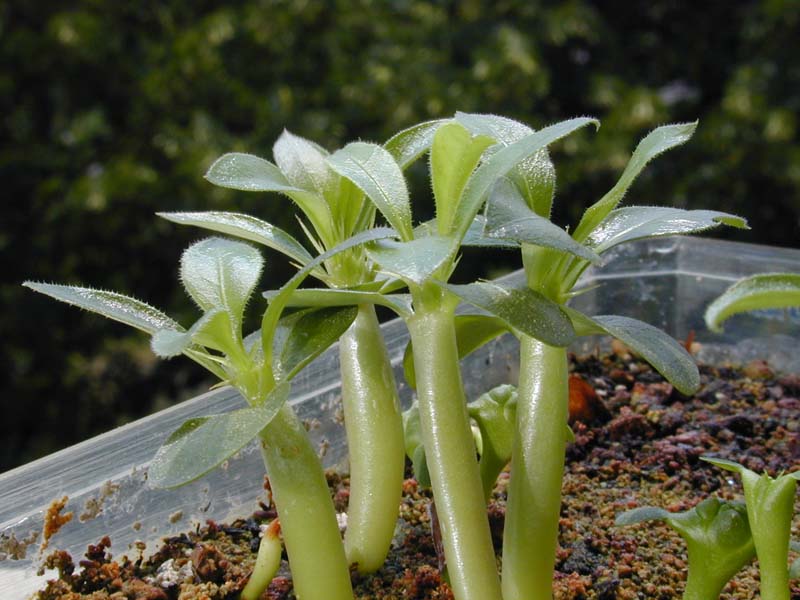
[263,287,413,318]
[158,211,313,267]
[273,130,337,198]
[444,280,575,347]
[328,142,413,241]
[587,206,748,254]
[572,122,698,243]
[704,273,800,332]
[384,119,448,170]
[148,382,291,488]
[23,282,180,335]
[367,236,452,285]
[566,309,699,395]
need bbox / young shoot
[703,457,800,600]
[24,229,394,600]
[160,130,406,574]
[616,497,755,599]
[455,112,748,599]
[241,519,282,600]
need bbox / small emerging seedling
[705,272,800,332]
[703,457,800,600]
[241,519,282,600]
[616,497,755,599]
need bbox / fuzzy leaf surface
[180,237,263,327]
[704,273,800,332]
[23,282,180,335]
[384,119,448,170]
[444,280,575,347]
[456,111,556,217]
[148,382,290,489]
[572,122,698,243]
[328,142,413,240]
[158,211,313,266]
[453,117,599,244]
[151,308,235,358]
[367,236,452,285]
[587,206,748,254]
[273,130,337,198]
[567,309,699,395]
[484,178,600,263]
[264,287,413,317]
[431,122,494,236]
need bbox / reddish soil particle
[42,496,73,551]
[33,353,800,599]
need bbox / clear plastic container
[2,236,798,598]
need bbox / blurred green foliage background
[2,1,799,471]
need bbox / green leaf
[430,122,494,236]
[157,211,313,267]
[454,117,599,244]
[615,506,671,526]
[263,287,413,318]
[444,280,575,347]
[367,236,452,285]
[328,142,413,241]
[23,282,180,335]
[704,273,800,332]
[180,237,263,329]
[401,402,431,488]
[148,382,291,488]
[384,119,448,170]
[587,206,749,254]
[468,383,518,499]
[274,306,358,380]
[261,228,397,370]
[204,152,332,244]
[403,313,509,388]
[455,111,556,217]
[273,130,337,198]
[461,215,519,248]
[572,122,698,243]
[566,309,700,395]
[484,178,601,263]
[151,308,236,358]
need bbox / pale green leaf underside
[180,237,263,324]
[273,130,336,198]
[151,308,234,358]
[204,152,332,240]
[566,309,699,395]
[403,314,509,389]
[588,206,748,254]
[367,236,452,285]
[384,119,448,170]
[264,287,413,318]
[700,456,746,474]
[455,111,556,217]
[23,282,180,335]
[704,273,800,332]
[148,382,291,489]
[572,121,698,243]
[461,215,518,248]
[328,142,413,240]
[431,122,494,236]
[158,211,313,267]
[484,178,600,263]
[454,117,599,244]
[444,280,575,347]
[274,306,358,380]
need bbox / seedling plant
[25,110,757,600]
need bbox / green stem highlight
[340,303,405,573]
[406,289,503,600]
[259,406,353,600]
[502,336,568,600]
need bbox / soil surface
[33,350,800,599]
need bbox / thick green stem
[259,406,353,600]
[682,564,727,600]
[406,290,503,600]
[340,303,405,573]
[502,336,568,600]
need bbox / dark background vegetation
[2,1,799,471]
